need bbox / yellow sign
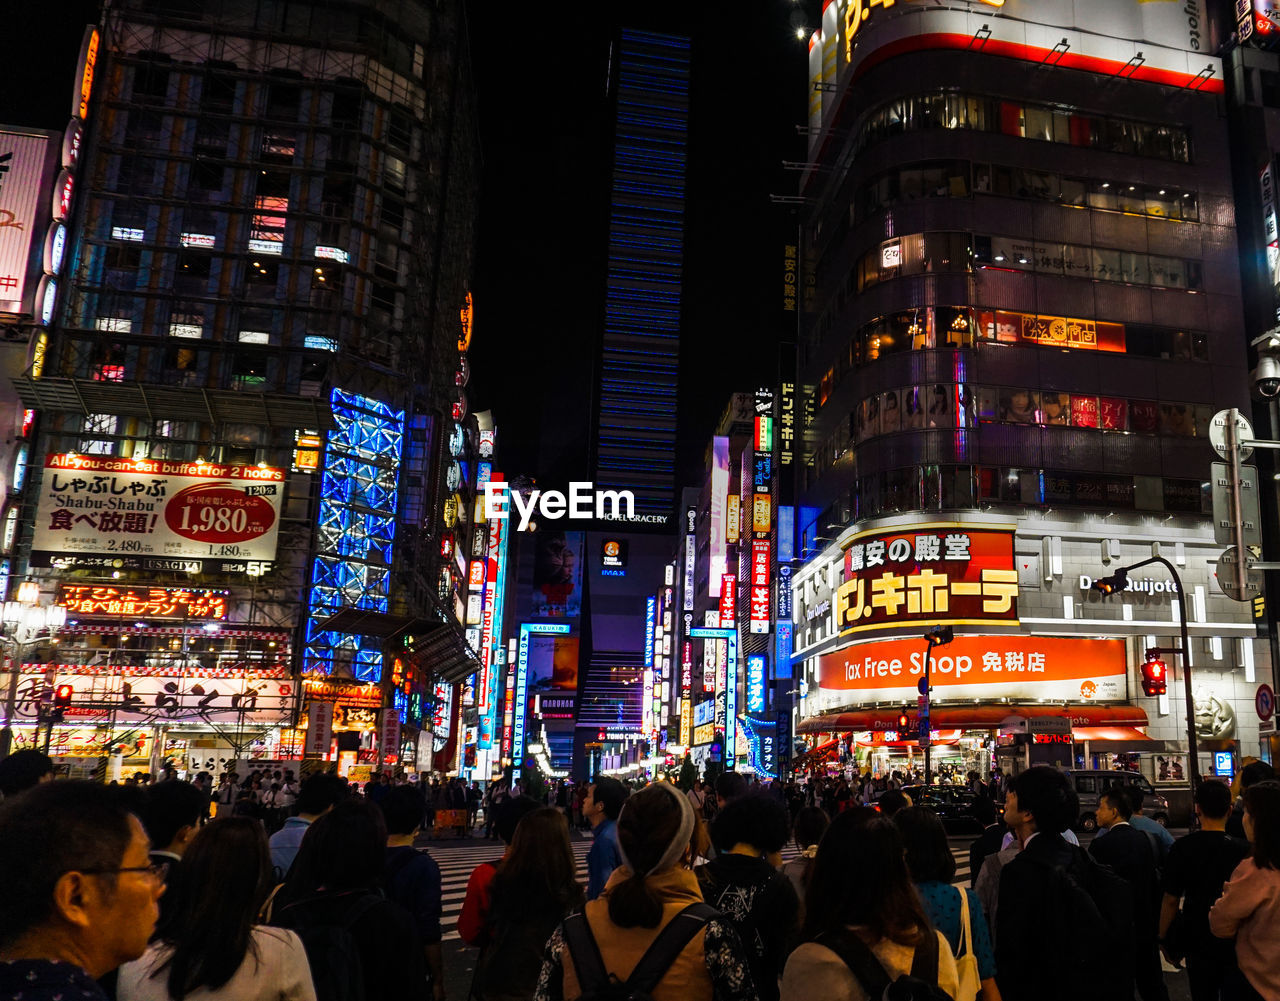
[680,698,691,746]
[75,28,100,121]
[844,0,1005,61]
[458,291,473,353]
[726,497,740,543]
[752,494,771,535]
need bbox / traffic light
[51,683,73,722]
[897,712,910,731]
[1140,654,1167,697]
[1093,570,1129,596]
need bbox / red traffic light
[897,713,910,730]
[54,683,73,705]
[1141,656,1167,697]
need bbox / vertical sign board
[746,653,767,713]
[0,131,51,314]
[683,507,696,611]
[643,595,657,735]
[306,701,333,758]
[513,623,571,777]
[709,438,729,597]
[719,574,736,627]
[690,627,739,767]
[1264,159,1280,319]
[379,710,401,765]
[776,690,792,772]
[750,539,772,634]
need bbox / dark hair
[591,777,628,821]
[1240,760,1276,791]
[141,781,208,851]
[971,796,997,827]
[793,806,829,850]
[893,807,957,883]
[877,789,911,818]
[0,749,53,797]
[714,770,748,803]
[1243,781,1280,870]
[1100,788,1132,820]
[709,793,791,854]
[1123,783,1145,812]
[489,807,583,922]
[609,786,687,929]
[1008,766,1078,835]
[295,773,348,816]
[283,799,386,901]
[0,781,133,946]
[151,818,271,997]
[379,785,427,836]
[804,813,930,947]
[1195,779,1233,820]
[494,795,540,844]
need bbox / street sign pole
[1227,410,1249,597]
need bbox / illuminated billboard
[58,585,228,620]
[709,437,729,596]
[0,130,52,314]
[531,530,584,618]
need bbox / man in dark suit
[967,794,1004,887]
[995,766,1133,1001]
[1090,787,1168,1001]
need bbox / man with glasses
[0,781,163,1000]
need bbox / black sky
[2,1,807,494]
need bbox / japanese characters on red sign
[750,540,771,635]
[836,524,1018,636]
[719,574,736,627]
[57,584,228,620]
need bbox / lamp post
[1092,557,1199,792]
[0,599,68,760]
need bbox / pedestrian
[780,811,958,1001]
[117,817,315,1001]
[1209,780,1280,1001]
[780,805,829,899]
[687,780,708,817]
[894,806,999,1001]
[271,799,425,1001]
[696,793,800,1001]
[1226,761,1276,839]
[1158,779,1250,1001]
[138,780,209,927]
[0,781,163,1001]
[966,797,1004,888]
[584,776,628,900]
[533,782,759,1001]
[0,748,53,799]
[715,770,749,810]
[468,781,483,833]
[994,766,1133,1001]
[876,788,911,820]
[458,795,541,945]
[1094,783,1173,863]
[268,772,347,880]
[380,786,445,1001]
[475,807,584,1000]
[1090,787,1167,1001]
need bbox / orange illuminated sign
[57,584,228,620]
[844,0,1005,60]
[458,291,473,353]
[818,635,1127,703]
[752,494,771,534]
[837,523,1017,635]
[74,27,100,121]
[726,497,740,543]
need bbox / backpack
[562,902,719,1001]
[1026,847,1134,1001]
[277,892,383,1001]
[815,926,954,1001]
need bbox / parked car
[875,785,990,835]
[1066,769,1170,831]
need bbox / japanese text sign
[32,454,283,574]
[57,584,228,620]
[719,574,736,627]
[837,524,1017,636]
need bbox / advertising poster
[530,530,583,618]
[0,130,50,312]
[31,454,284,574]
[525,634,580,693]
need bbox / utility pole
[919,626,952,787]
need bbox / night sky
[2,0,807,494]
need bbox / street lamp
[1092,559,1199,792]
[920,625,953,788]
[0,600,69,760]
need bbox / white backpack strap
[955,884,972,959]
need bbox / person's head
[1194,779,1234,827]
[380,785,427,838]
[1124,783,1145,812]
[804,811,928,945]
[490,807,583,917]
[793,806,829,850]
[1243,781,1280,869]
[284,798,386,899]
[0,749,54,797]
[295,772,348,818]
[493,794,540,844]
[1239,760,1276,796]
[0,780,162,977]
[971,795,997,828]
[151,817,271,996]
[876,788,911,819]
[709,793,791,863]
[1006,766,1077,840]
[714,769,748,807]
[1095,787,1132,829]
[584,776,627,828]
[140,780,208,856]
[893,807,957,883]
[609,783,697,929]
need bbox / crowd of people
[1,748,1279,1001]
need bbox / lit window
[170,323,203,338]
[238,330,270,344]
[110,226,144,242]
[304,335,338,351]
[95,317,132,333]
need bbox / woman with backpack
[780,812,959,1001]
[893,807,999,1001]
[271,799,424,1001]
[533,781,759,1001]
[474,807,584,1000]
[117,817,316,1001]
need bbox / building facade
[790,0,1272,795]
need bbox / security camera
[1257,354,1280,398]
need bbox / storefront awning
[1075,726,1151,742]
[797,703,1149,735]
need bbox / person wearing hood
[533,781,759,1001]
